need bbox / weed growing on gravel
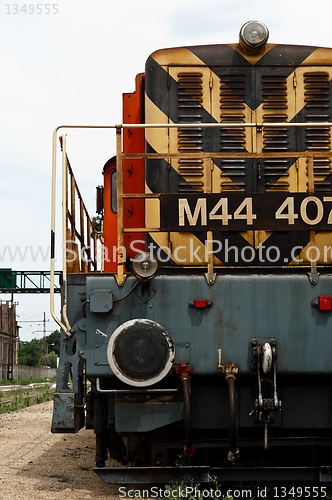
[165,460,332,500]
[164,477,332,500]
[164,479,235,500]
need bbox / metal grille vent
[219,72,249,192]
[304,72,332,191]
[261,74,290,192]
[262,74,288,110]
[177,72,204,192]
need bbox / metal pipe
[205,230,216,284]
[52,122,261,132]
[181,376,195,459]
[272,347,279,409]
[50,130,71,336]
[53,122,332,132]
[50,128,58,329]
[50,125,118,336]
[264,422,269,451]
[61,135,72,334]
[226,374,239,463]
[115,126,126,287]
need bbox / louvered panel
[261,73,290,192]
[176,72,205,192]
[262,116,290,193]
[303,72,332,191]
[219,72,251,192]
[262,75,288,110]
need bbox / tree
[47,351,58,369]
[91,215,102,235]
[18,338,42,367]
[46,330,60,356]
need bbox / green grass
[0,376,56,386]
[0,384,55,414]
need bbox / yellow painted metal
[116,126,126,287]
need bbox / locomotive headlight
[132,252,158,280]
[107,319,175,387]
[239,20,269,53]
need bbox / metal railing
[60,136,99,273]
[51,122,332,335]
[51,126,111,336]
[0,271,61,294]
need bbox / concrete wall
[0,364,57,380]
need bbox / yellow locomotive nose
[239,20,269,53]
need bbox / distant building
[0,301,19,379]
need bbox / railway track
[0,393,40,405]
[0,382,55,412]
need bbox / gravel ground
[0,401,122,499]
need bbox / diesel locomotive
[51,20,332,483]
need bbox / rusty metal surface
[51,392,84,433]
[52,393,76,431]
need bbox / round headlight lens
[107,319,175,387]
[132,252,158,279]
[239,20,269,52]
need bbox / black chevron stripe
[146,49,332,193]
[146,142,195,193]
[145,55,218,125]
[193,230,311,266]
[255,44,318,67]
[189,43,317,68]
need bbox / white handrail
[50,121,332,336]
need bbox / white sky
[1,0,332,340]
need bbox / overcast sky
[1,0,332,341]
